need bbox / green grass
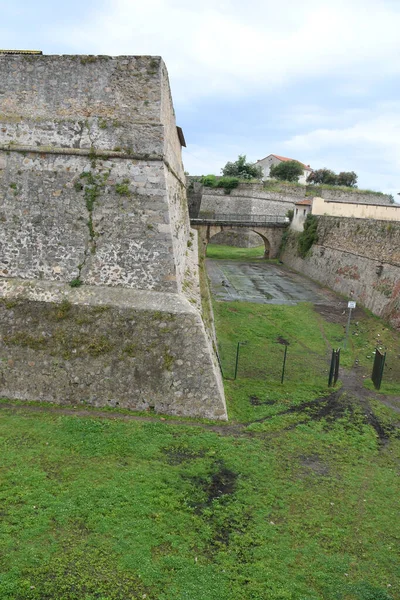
[0,411,400,600]
[364,379,400,396]
[212,299,400,421]
[206,244,266,260]
[305,183,387,196]
[0,403,399,599]
[214,301,337,421]
[1,271,400,598]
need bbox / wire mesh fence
[218,339,331,384]
[218,339,400,390]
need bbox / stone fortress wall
[188,181,298,219]
[187,179,392,220]
[187,177,399,327]
[0,54,227,419]
[187,179,392,248]
[188,180,298,248]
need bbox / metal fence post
[234,342,241,380]
[234,341,248,380]
[328,349,335,387]
[334,348,340,385]
[372,349,386,390]
[281,345,288,384]
[328,348,340,387]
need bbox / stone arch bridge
[191,214,289,258]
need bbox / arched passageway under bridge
[191,218,288,259]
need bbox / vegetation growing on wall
[298,214,319,257]
[201,174,240,194]
[304,184,388,196]
[278,228,290,256]
[70,167,110,287]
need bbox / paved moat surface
[206,259,330,305]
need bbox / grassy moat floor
[1,247,399,600]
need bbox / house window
[303,209,306,215]
[296,208,298,215]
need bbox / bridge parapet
[191,214,289,227]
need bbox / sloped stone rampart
[196,184,297,218]
[0,152,180,291]
[0,280,226,419]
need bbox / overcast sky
[2,0,400,198]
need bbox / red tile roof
[295,199,312,205]
[271,155,312,170]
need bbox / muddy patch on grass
[189,460,238,510]
[184,460,247,552]
[163,446,206,465]
[313,300,365,324]
[253,389,400,445]
[298,454,330,477]
[249,395,276,406]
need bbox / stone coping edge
[0,278,198,314]
[0,145,186,187]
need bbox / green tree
[269,160,304,182]
[307,168,359,187]
[307,168,338,185]
[221,155,263,180]
[337,171,358,187]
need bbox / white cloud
[282,106,400,195]
[54,0,400,102]
[41,0,400,195]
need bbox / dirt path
[0,401,245,436]
[1,364,399,440]
[340,367,400,413]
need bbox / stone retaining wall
[282,217,400,329]
[187,179,392,220]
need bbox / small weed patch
[201,174,240,194]
[115,179,130,196]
